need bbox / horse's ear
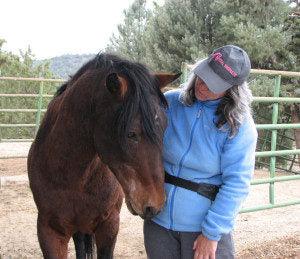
[106,73,128,99]
[154,73,181,89]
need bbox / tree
[144,0,217,71]
[283,4,300,71]
[212,0,295,70]
[0,39,52,78]
[106,0,151,63]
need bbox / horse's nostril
[144,206,157,219]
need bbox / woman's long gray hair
[180,70,253,137]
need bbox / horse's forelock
[112,62,167,152]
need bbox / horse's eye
[127,132,138,142]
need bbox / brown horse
[27,53,180,259]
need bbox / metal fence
[1,68,300,212]
[0,77,64,143]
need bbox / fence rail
[0,76,64,82]
[1,69,300,213]
[0,76,61,142]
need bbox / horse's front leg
[95,201,122,259]
[37,214,71,259]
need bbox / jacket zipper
[169,106,203,229]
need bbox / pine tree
[106,0,151,63]
[212,0,294,70]
[144,0,217,71]
[283,2,300,71]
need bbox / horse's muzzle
[142,206,160,220]
[125,200,138,216]
[125,200,160,219]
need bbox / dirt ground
[0,143,300,258]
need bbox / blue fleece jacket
[152,89,257,241]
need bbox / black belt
[165,171,220,201]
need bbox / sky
[0,0,160,59]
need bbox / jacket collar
[196,98,222,107]
[177,90,222,108]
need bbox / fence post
[269,75,281,204]
[35,81,44,136]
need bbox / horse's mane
[55,53,167,150]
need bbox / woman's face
[194,77,226,101]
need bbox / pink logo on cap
[212,52,238,77]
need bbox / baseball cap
[193,45,251,93]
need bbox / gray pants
[144,220,235,259]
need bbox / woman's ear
[154,73,181,89]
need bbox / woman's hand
[193,234,218,259]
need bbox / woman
[144,45,258,259]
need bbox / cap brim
[193,59,232,94]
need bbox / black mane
[55,53,167,149]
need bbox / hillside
[40,53,96,79]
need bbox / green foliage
[142,0,212,71]
[283,7,300,71]
[212,0,296,70]
[107,0,151,63]
[0,40,52,78]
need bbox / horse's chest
[49,184,123,234]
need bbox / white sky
[0,0,159,59]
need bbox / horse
[27,53,180,259]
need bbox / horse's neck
[37,94,98,173]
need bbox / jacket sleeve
[201,118,258,241]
